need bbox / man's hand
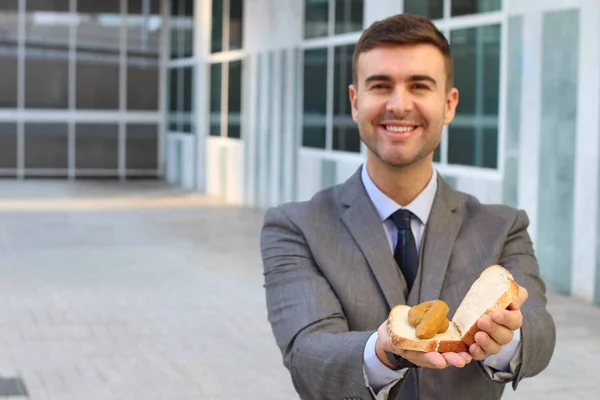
[375,320,472,369]
[469,284,528,361]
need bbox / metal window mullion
[223,0,230,52]
[497,14,508,176]
[68,0,77,180]
[328,0,335,36]
[17,0,26,179]
[325,46,334,151]
[167,58,196,68]
[445,0,452,19]
[441,125,449,165]
[119,0,128,180]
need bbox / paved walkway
[0,180,597,399]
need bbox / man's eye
[414,84,429,90]
[371,84,388,90]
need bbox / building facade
[1,0,599,306]
[175,0,600,306]
[0,0,164,179]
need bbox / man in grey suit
[260,14,555,400]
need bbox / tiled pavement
[0,180,597,399]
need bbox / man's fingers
[423,352,448,368]
[441,352,469,368]
[469,343,487,361]
[491,309,523,331]
[458,352,473,364]
[508,285,528,310]
[397,349,447,369]
[478,315,515,346]
[398,350,473,369]
[474,331,502,355]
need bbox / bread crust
[387,265,519,353]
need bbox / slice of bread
[388,265,520,353]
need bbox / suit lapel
[337,167,468,309]
[418,175,467,303]
[338,169,405,310]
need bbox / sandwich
[387,264,519,353]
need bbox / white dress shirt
[359,163,522,394]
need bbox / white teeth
[386,126,416,133]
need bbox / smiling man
[261,14,555,400]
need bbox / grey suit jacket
[260,168,556,400]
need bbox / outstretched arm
[261,206,375,400]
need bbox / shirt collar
[360,163,438,225]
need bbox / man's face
[349,44,459,168]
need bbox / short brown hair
[352,14,453,90]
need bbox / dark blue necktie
[390,209,419,292]
[390,208,421,399]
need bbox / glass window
[128,0,161,15]
[305,0,329,39]
[126,1,161,111]
[210,63,223,136]
[76,55,120,110]
[448,24,500,169]
[168,68,179,130]
[182,66,194,133]
[333,44,360,152]
[24,123,68,169]
[302,48,327,149]
[75,124,119,170]
[403,0,444,20]
[26,0,69,12]
[167,66,194,133]
[211,0,224,53]
[433,145,441,163]
[451,0,501,17]
[24,7,70,109]
[0,1,18,10]
[212,0,243,53]
[0,8,18,108]
[75,5,120,110]
[0,123,17,169]
[126,124,158,170]
[171,0,194,58]
[127,59,160,110]
[227,60,242,139]
[334,0,363,35]
[229,0,244,50]
[77,0,119,13]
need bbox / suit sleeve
[260,206,377,400]
[494,209,556,390]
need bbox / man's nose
[386,87,413,114]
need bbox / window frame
[299,0,366,156]
[400,0,506,176]
[433,9,505,177]
[166,0,195,136]
[211,0,244,55]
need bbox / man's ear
[443,88,459,125]
[349,84,358,123]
